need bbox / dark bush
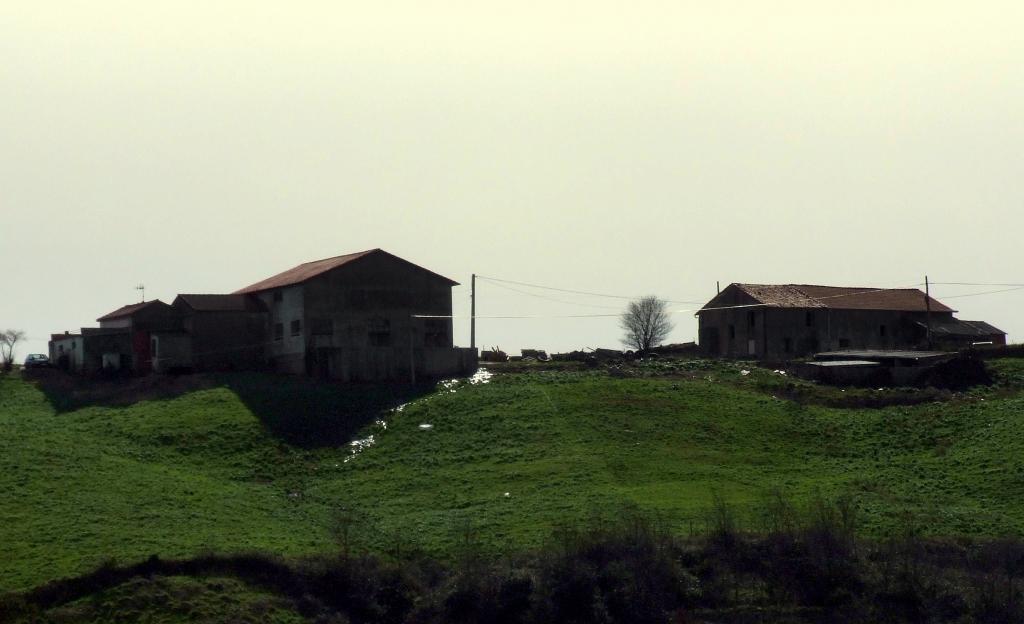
[14,502,1024,624]
[921,355,993,391]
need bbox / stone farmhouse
[50,249,477,381]
[698,283,1006,359]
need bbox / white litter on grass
[419,423,433,430]
[469,368,493,384]
[350,435,375,450]
[438,368,493,395]
[343,435,376,464]
[740,370,751,376]
[504,492,511,498]
[774,370,787,376]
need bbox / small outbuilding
[48,332,83,372]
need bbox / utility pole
[924,275,933,349]
[470,273,476,351]
[409,315,416,384]
[135,284,145,302]
[716,281,720,295]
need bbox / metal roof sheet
[95,299,169,322]
[919,318,1007,337]
[174,294,266,313]
[816,350,950,360]
[233,249,459,294]
[725,284,953,313]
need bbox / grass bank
[2,359,1023,592]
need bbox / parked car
[23,354,50,369]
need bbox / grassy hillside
[3,360,1024,592]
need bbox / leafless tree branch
[0,329,26,371]
[620,296,673,354]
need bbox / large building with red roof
[230,248,471,380]
[698,283,1006,359]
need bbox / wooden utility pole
[470,273,476,350]
[924,275,933,349]
[716,281,720,294]
[409,315,416,384]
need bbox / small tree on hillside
[620,296,673,354]
[0,329,26,371]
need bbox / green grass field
[3,359,1024,593]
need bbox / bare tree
[620,296,674,354]
[0,329,26,371]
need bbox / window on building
[424,319,448,347]
[368,318,391,346]
[290,319,302,336]
[784,337,792,353]
[805,311,815,327]
[274,323,284,341]
[729,325,736,339]
[748,310,756,327]
[273,290,283,303]
[879,325,887,337]
[310,318,333,335]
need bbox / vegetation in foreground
[6,501,1024,624]
[2,357,1023,611]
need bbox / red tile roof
[96,299,168,322]
[716,284,953,313]
[233,249,459,294]
[174,294,266,313]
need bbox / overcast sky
[3,1,1022,358]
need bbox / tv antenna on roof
[135,284,145,302]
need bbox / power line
[930,282,1024,287]
[436,283,932,320]
[483,279,624,310]
[415,313,620,319]
[935,285,1024,299]
[475,275,707,305]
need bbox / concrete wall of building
[131,304,184,333]
[316,345,477,382]
[81,330,132,373]
[49,336,84,372]
[300,252,461,381]
[933,332,1008,350]
[151,333,192,373]
[254,285,305,374]
[179,309,267,371]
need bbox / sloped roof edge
[96,299,170,322]
[701,283,954,313]
[233,249,459,294]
